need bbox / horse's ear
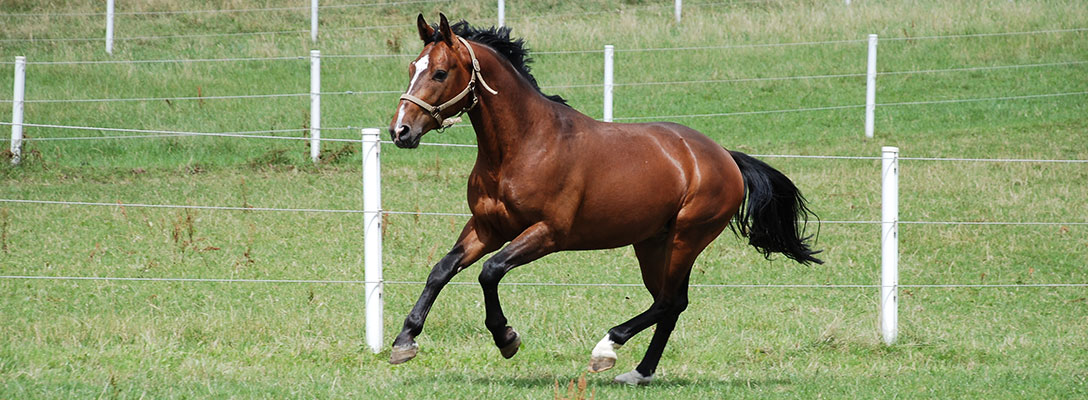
[438,13,454,46]
[417,13,435,43]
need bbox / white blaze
[407,54,430,94]
[396,54,430,128]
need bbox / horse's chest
[470,194,510,218]
[468,179,540,236]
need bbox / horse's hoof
[613,369,654,386]
[587,356,616,373]
[587,334,619,373]
[498,327,521,359]
[389,342,419,364]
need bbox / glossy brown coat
[385,14,821,379]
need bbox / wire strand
[0,122,361,142]
[4,198,1085,226]
[614,90,1088,121]
[8,90,395,104]
[0,0,449,17]
[882,27,1088,41]
[24,56,306,65]
[0,199,365,214]
[1,274,1086,289]
[613,104,865,121]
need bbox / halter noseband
[399,37,499,129]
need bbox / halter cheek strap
[399,37,499,128]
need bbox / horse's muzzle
[391,124,422,149]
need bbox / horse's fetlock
[404,314,425,331]
[484,316,507,331]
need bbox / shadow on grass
[399,372,793,391]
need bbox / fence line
[879,90,1088,107]
[21,56,306,65]
[0,29,307,43]
[616,72,866,87]
[7,47,1084,70]
[0,90,398,104]
[900,156,1088,164]
[0,0,449,18]
[614,90,1087,121]
[1,274,1085,289]
[3,198,1085,227]
[1,128,360,142]
[882,27,1088,41]
[901,221,1088,226]
[345,141,1088,166]
[612,60,1088,88]
[2,89,1083,143]
[0,122,362,142]
[614,104,866,121]
[505,0,767,22]
[614,38,867,53]
[18,92,311,104]
[4,20,1081,50]
[2,59,1079,104]
[880,60,1088,76]
[0,199,365,214]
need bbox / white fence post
[105,0,115,54]
[675,0,682,23]
[603,45,614,122]
[362,128,384,354]
[865,34,878,138]
[311,0,319,42]
[881,146,899,345]
[10,56,25,165]
[310,50,321,163]
[497,0,505,28]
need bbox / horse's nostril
[397,125,410,139]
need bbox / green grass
[2,0,1088,398]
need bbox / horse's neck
[466,53,559,168]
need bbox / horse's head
[389,13,480,149]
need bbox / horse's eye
[433,70,448,81]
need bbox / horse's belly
[562,178,684,249]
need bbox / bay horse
[387,14,822,385]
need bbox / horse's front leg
[478,222,558,359]
[390,218,497,364]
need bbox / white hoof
[613,369,654,386]
[588,335,621,372]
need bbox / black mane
[429,21,568,106]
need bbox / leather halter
[399,36,499,128]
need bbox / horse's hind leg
[621,273,689,384]
[478,223,558,359]
[603,223,725,385]
[588,235,671,373]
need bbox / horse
[386,14,822,385]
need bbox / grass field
[2,0,1087,398]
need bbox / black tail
[729,151,823,265]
